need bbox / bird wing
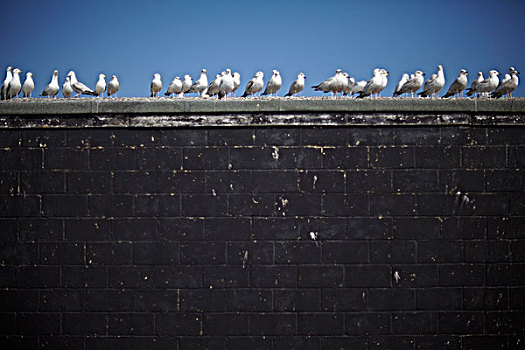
[244,79,255,93]
[74,81,94,93]
[288,80,298,94]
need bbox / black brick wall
[0,126,524,349]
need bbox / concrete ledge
[1,98,524,128]
[1,97,525,115]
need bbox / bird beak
[19,70,23,73]
[422,73,426,76]
[466,72,469,75]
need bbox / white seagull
[419,65,445,98]
[218,69,234,99]
[150,73,162,97]
[285,72,306,97]
[62,76,73,98]
[442,69,468,98]
[343,77,355,96]
[206,74,222,98]
[394,70,425,97]
[67,71,97,97]
[492,67,519,98]
[351,80,367,96]
[107,75,119,97]
[241,71,264,98]
[393,73,409,97]
[262,70,282,97]
[312,69,343,96]
[357,68,389,98]
[189,69,208,96]
[466,70,500,97]
[1,66,13,100]
[22,72,35,98]
[180,74,192,97]
[165,76,183,97]
[466,72,483,97]
[94,74,107,97]
[6,68,23,99]
[232,72,241,96]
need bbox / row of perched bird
[0,65,520,100]
[152,65,520,99]
[0,67,119,100]
[153,69,301,99]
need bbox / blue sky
[1,0,524,97]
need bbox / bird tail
[465,89,474,97]
[85,91,98,96]
[261,91,268,96]
[218,91,226,99]
[356,92,369,99]
[241,92,248,98]
[393,92,399,97]
[284,92,292,97]
[151,92,155,97]
[23,92,28,98]
[164,92,171,96]
[441,92,453,98]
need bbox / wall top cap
[1,97,525,115]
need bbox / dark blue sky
[1,0,524,97]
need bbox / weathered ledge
[1,97,524,128]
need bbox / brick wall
[0,126,524,349]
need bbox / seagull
[419,65,445,98]
[232,72,241,96]
[285,72,306,97]
[262,70,282,97]
[442,69,468,98]
[466,70,500,97]
[466,72,483,98]
[67,71,97,97]
[218,69,234,99]
[378,69,389,96]
[312,69,342,96]
[241,71,264,98]
[1,66,13,100]
[206,74,221,98]
[492,67,519,98]
[107,75,119,97]
[393,73,409,97]
[6,68,23,99]
[180,74,192,97]
[42,70,60,98]
[94,74,107,97]
[357,68,389,98]
[189,69,208,96]
[150,73,162,97]
[22,72,34,98]
[421,73,437,95]
[351,80,367,96]
[343,77,355,96]
[62,76,73,98]
[501,73,511,86]
[393,70,425,97]
[339,72,351,96]
[164,76,182,97]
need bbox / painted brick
[2,124,523,345]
